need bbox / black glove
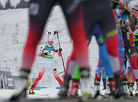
[44,52,48,55]
[54,31,58,35]
[48,32,51,34]
[122,9,130,16]
[135,35,138,38]
[112,2,118,9]
[59,48,62,52]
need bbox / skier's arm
[54,47,62,57]
[53,44,62,57]
[58,48,62,57]
[39,45,46,57]
[39,49,45,57]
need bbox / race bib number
[44,50,54,56]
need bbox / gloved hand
[122,9,130,15]
[44,52,48,55]
[112,2,118,10]
[135,35,138,38]
[54,31,58,35]
[59,47,62,52]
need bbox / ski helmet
[48,35,55,41]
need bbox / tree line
[0,0,29,10]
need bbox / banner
[0,71,14,89]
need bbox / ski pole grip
[48,32,51,34]
[54,31,58,35]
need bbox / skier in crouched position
[29,35,63,94]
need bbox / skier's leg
[94,57,103,93]
[93,25,115,96]
[129,56,138,78]
[95,65,102,81]
[94,27,114,79]
[129,72,135,96]
[117,26,128,93]
[127,65,132,82]
[29,61,47,93]
[85,24,115,98]
[59,1,90,98]
[98,44,114,78]
[130,71,135,83]
[126,46,138,96]
[31,71,44,88]
[64,52,77,77]
[101,10,125,98]
[61,0,89,69]
[93,65,102,98]
[97,37,116,95]
[118,26,127,79]
[102,70,107,90]
[69,66,80,96]
[58,53,77,96]
[21,0,54,71]
[52,68,63,87]
[126,47,138,80]
[29,70,45,94]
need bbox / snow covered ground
[0,87,107,101]
[0,89,60,100]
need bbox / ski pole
[58,71,64,74]
[46,30,51,42]
[54,30,66,72]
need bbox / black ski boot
[114,74,128,99]
[102,79,107,90]
[29,86,35,94]
[58,75,71,98]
